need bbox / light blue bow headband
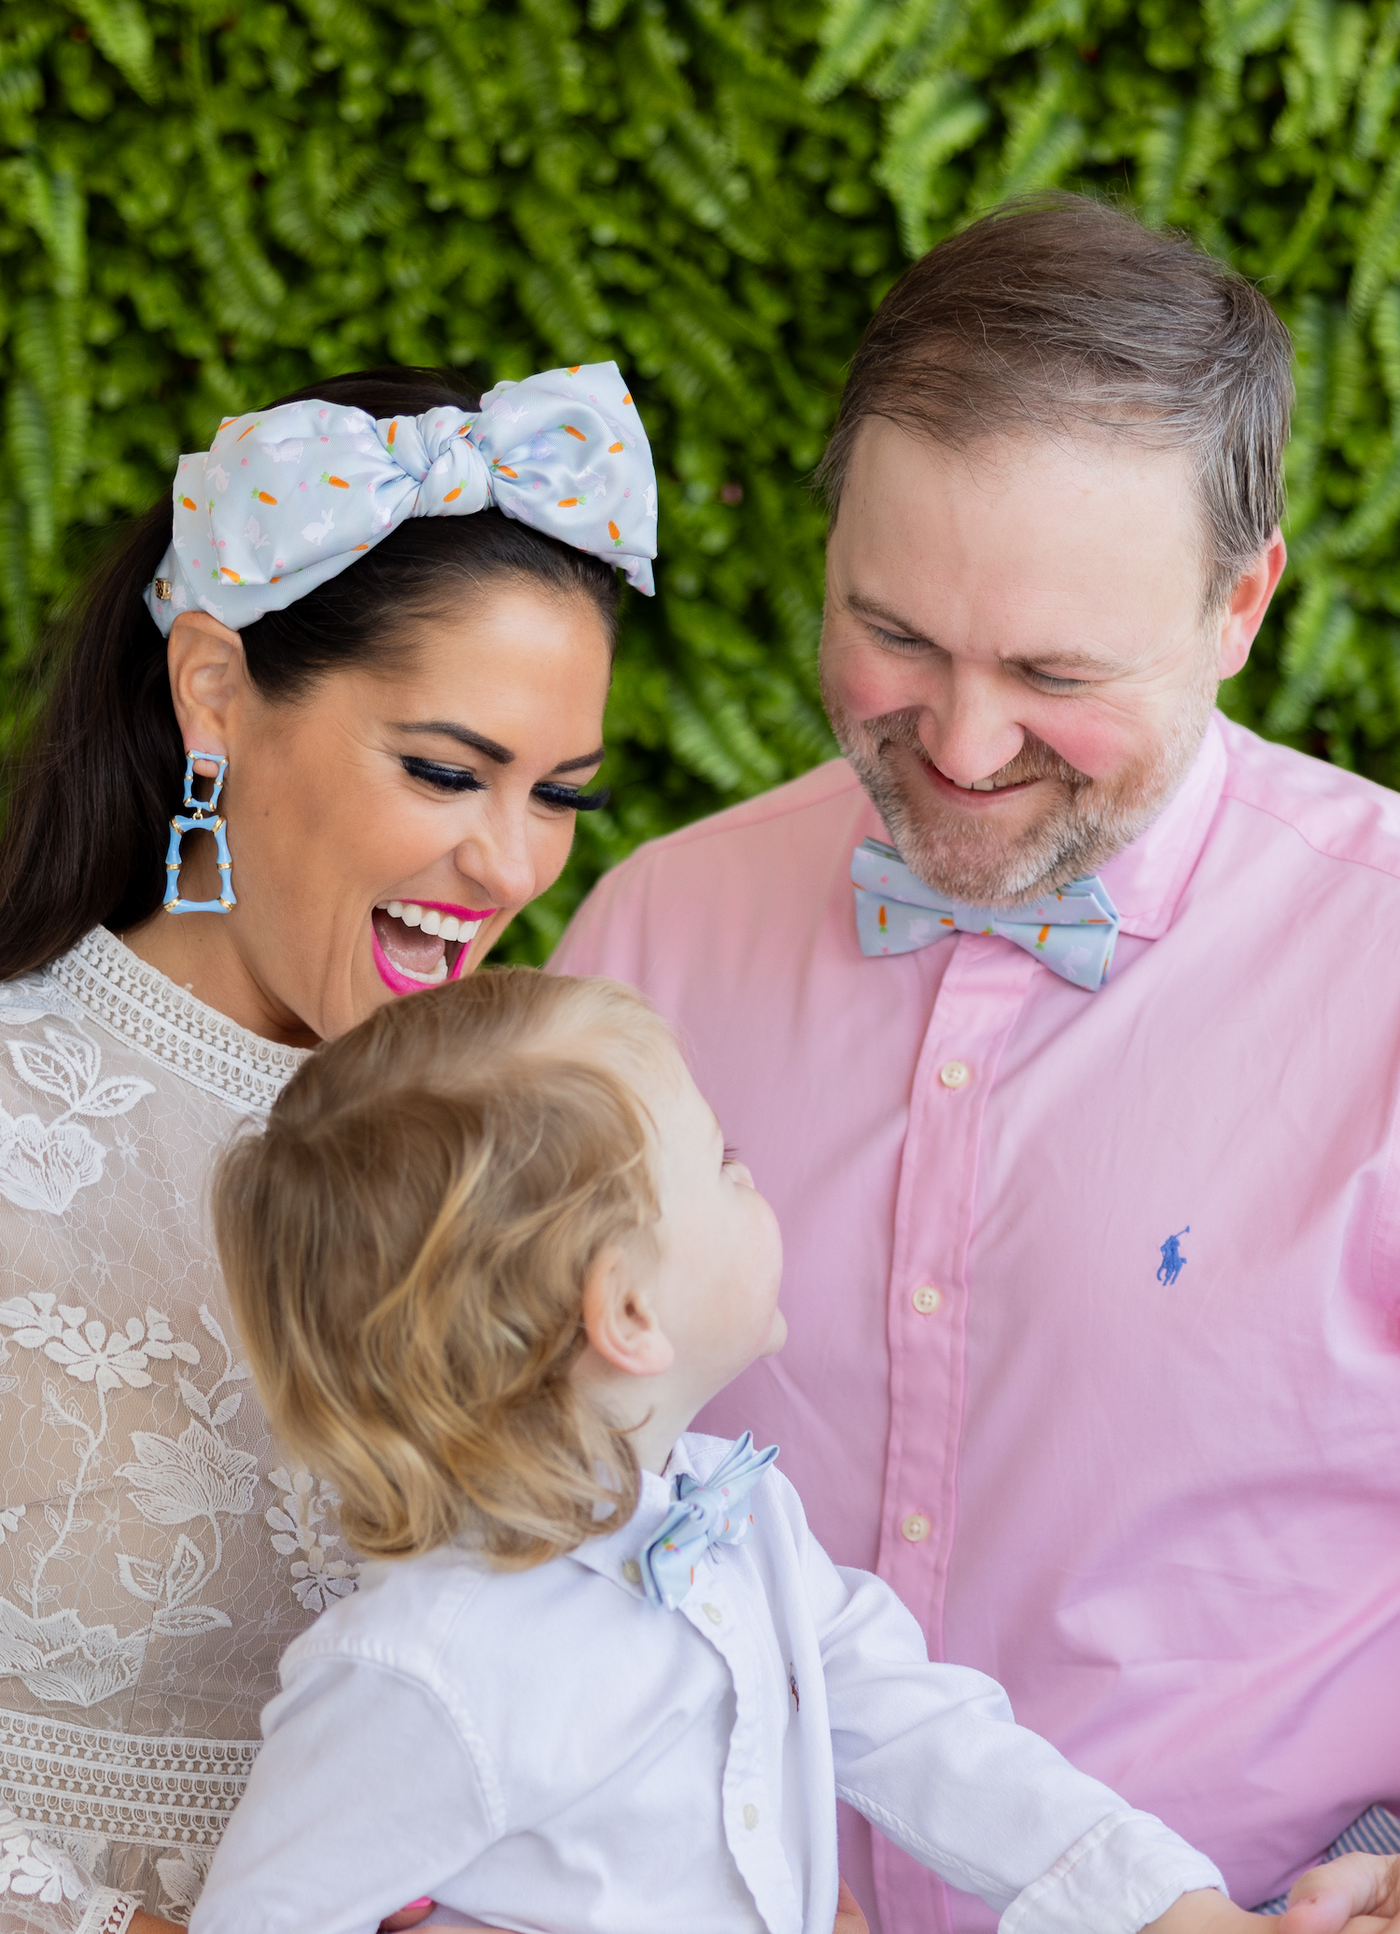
[144,361,657,637]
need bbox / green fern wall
[2,0,1399,958]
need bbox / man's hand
[1272,1851,1400,1934]
[1144,1860,1400,1934]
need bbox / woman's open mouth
[370,900,495,996]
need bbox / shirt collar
[1096,712,1228,941]
[569,1439,698,1599]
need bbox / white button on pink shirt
[553,713,1400,1934]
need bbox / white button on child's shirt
[901,1513,931,1543]
[621,1560,641,1585]
[702,1602,723,1625]
[939,1060,970,1089]
[743,1803,759,1829]
[912,1286,942,1314]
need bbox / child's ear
[581,1243,675,1380]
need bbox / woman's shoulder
[0,926,301,1226]
[30,925,308,1118]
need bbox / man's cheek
[824,641,931,721]
[1033,708,1140,782]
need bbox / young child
[194,970,1369,1934]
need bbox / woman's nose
[452,806,538,912]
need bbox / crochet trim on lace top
[49,927,306,1116]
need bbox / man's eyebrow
[848,596,1118,678]
[394,721,514,764]
[847,594,932,641]
[1010,648,1119,676]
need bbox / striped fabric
[1255,1805,1400,1912]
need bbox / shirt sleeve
[796,1518,1224,1934]
[189,1653,499,1934]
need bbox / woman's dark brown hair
[0,367,622,982]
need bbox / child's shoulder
[278,1544,497,1683]
[276,1539,618,1686]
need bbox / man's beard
[824,658,1219,907]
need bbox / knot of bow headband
[144,361,657,638]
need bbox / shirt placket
[680,1561,805,1934]
[872,937,1036,1934]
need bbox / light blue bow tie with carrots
[639,1433,779,1611]
[852,837,1121,991]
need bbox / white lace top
[0,928,351,1929]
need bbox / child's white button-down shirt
[191,1434,1223,1934]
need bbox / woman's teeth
[372,901,487,987]
[381,901,482,944]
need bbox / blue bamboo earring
[164,750,236,914]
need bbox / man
[553,197,1400,1934]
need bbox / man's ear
[1216,526,1287,680]
[580,1243,675,1380]
[167,612,248,767]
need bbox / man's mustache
[867,710,1093,793]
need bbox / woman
[0,361,653,1931]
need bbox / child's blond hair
[213,968,673,1568]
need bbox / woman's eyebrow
[395,721,515,764]
[551,747,607,774]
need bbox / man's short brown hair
[818,193,1293,610]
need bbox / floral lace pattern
[0,1810,84,1909]
[265,1467,360,1614]
[0,931,328,1925]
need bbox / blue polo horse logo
[1157,1227,1190,1287]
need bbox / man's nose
[917,670,1026,785]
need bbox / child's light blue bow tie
[639,1433,779,1610]
[852,837,1121,991]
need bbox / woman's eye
[532,782,611,813]
[400,756,486,794]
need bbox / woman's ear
[167,611,248,765]
[581,1243,675,1380]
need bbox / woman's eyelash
[400,756,485,793]
[533,783,611,813]
[722,1143,741,1165]
[400,758,610,812]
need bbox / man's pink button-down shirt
[554,714,1400,1934]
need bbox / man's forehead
[840,412,1197,501]
[827,424,1206,644]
